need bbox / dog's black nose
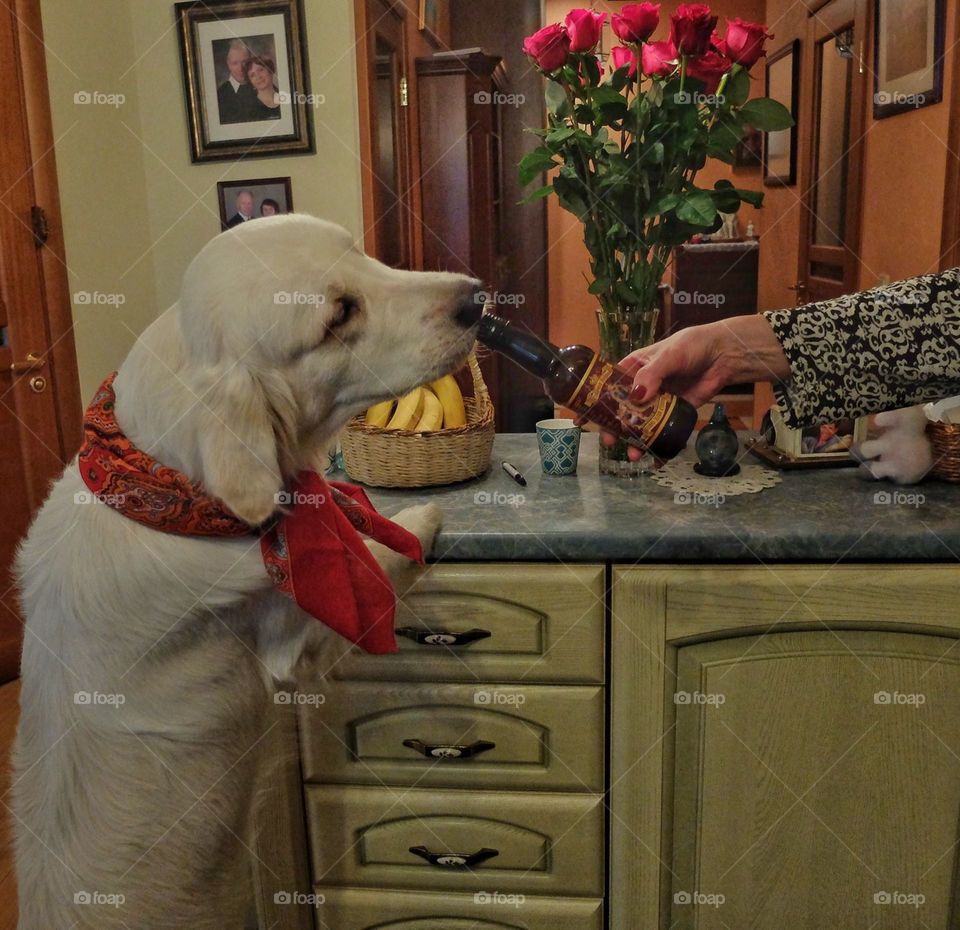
[453,284,486,328]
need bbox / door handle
[10,352,46,373]
[408,845,499,868]
[395,627,492,647]
[402,738,496,760]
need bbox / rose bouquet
[521,3,792,470]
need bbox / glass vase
[595,287,665,478]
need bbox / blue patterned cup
[536,418,582,476]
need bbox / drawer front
[299,682,604,792]
[306,785,604,897]
[311,887,604,929]
[325,564,605,684]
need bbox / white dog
[11,215,481,928]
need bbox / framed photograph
[175,0,315,163]
[750,405,869,469]
[873,0,945,119]
[734,127,762,168]
[418,0,440,45]
[217,177,293,230]
[763,39,799,186]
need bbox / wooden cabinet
[610,565,960,930]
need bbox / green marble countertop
[337,433,960,563]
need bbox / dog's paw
[392,502,443,555]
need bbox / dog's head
[176,215,482,524]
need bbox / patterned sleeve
[762,267,960,428]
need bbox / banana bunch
[364,374,467,432]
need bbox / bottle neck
[476,313,558,380]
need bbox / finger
[630,361,664,402]
[627,445,644,461]
[619,352,649,376]
[600,431,617,447]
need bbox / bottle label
[566,355,677,449]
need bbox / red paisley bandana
[77,373,423,654]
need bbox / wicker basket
[927,421,960,483]
[340,353,495,488]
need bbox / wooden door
[796,0,869,303]
[0,0,81,682]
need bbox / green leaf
[544,80,568,117]
[739,97,795,131]
[725,68,751,107]
[675,190,718,226]
[735,187,765,208]
[582,54,601,86]
[545,126,577,144]
[588,277,611,295]
[645,191,680,217]
[518,150,558,186]
[521,184,554,204]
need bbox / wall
[544,0,766,351]
[40,0,364,398]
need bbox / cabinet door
[672,630,960,930]
[609,565,960,930]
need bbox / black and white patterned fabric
[763,267,960,427]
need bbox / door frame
[940,1,960,270]
[796,0,869,301]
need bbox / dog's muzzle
[453,283,486,328]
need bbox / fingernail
[630,384,646,402]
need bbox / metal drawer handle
[408,845,499,868]
[402,738,496,760]
[396,627,491,646]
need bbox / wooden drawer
[311,886,604,929]
[323,564,605,684]
[299,682,604,792]
[305,785,605,897]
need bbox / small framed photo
[763,39,799,186]
[418,0,441,45]
[217,177,293,230]
[873,0,945,119]
[751,405,869,469]
[175,0,315,163]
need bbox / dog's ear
[197,367,283,526]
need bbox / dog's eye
[330,296,360,329]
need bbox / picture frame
[750,405,868,470]
[418,0,441,46]
[873,0,945,119]
[175,0,315,163]
[217,177,293,230]
[763,39,799,186]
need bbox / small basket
[926,421,960,482]
[340,353,495,488]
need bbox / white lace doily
[651,459,782,496]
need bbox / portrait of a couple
[215,37,282,124]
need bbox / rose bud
[610,45,640,78]
[611,2,661,44]
[718,18,773,68]
[565,9,607,53]
[641,39,678,78]
[522,24,572,72]
[686,49,731,93]
[670,3,718,57]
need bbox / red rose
[641,39,678,78]
[670,3,718,57]
[522,24,571,72]
[686,49,731,93]
[565,9,607,53]
[611,3,661,44]
[717,18,772,67]
[610,45,639,77]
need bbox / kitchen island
[255,433,960,930]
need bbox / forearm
[707,314,791,385]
